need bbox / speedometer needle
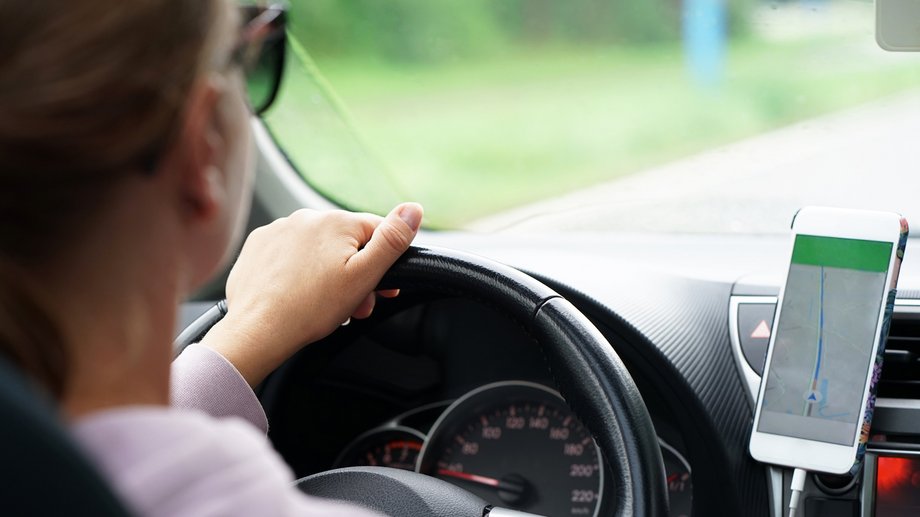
[437,469,501,487]
[439,469,529,505]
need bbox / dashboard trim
[860,454,876,517]
[728,295,776,404]
[767,466,783,517]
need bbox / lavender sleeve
[72,347,385,516]
[72,410,385,517]
[170,344,268,433]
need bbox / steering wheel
[176,246,669,517]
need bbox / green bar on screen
[792,234,892,272]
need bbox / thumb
[348,202,423,281]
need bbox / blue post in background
[683,0,727,90]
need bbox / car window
[262,0,920,232]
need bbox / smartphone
[749,206,908,475]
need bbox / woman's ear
[157,73,252,292]
[166,74,230,224]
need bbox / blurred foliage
[267,35,920,227]
[289,0,752,64]
[726,0,754,38]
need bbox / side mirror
[877,0,920,51]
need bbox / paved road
[471,91,920,234]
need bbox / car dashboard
[182,231,920,517]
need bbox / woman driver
[0,0,419,515]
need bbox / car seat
[0,357,131,516]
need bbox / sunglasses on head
[233,3,287,115]
[137,4,286,174]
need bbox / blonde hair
[0,0,221,396]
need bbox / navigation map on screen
[758,235,892,446]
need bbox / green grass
[265,37,920,228]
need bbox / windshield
[262,0,920,234]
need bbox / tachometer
[417,381,604,516]
[660,438,692,517]
[334,426,425,471]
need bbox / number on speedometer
[417,381,604,517]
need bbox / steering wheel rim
[175,245,669,517]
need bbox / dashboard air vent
[878,312,920,399]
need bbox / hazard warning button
[750,319,771,339]
[737,303,776,375]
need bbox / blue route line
[813,266,824,383]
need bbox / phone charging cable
[788,468,807,517]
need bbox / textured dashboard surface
[545,273,767,517]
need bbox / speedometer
[417,381,604,516]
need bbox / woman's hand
[199,203,423,386]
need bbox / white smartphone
[749,206,908,475]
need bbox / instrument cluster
[333,381,692,516]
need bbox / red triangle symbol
[751,320,771,339]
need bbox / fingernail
[397,203,423,232]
